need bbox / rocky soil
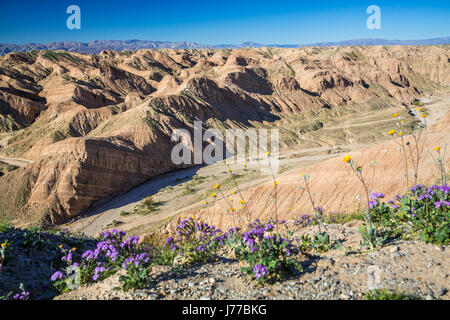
[55,222,450,300]
[0,226,94,299]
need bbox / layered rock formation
[0,46,449,224]
[187,111,450,230]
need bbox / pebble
[438,288,448,296]
[390,246,400,253]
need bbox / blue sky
[0,0,449,44]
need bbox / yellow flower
[72,247,77,251]
[58,244,63,248]
[230,207,235,212]
[398,132,403,136]
[213,184,220,190]
[421,113,428,118]
[239,200,245,204]
[417,107,423,111]
[1,243,6,248]
[231,190,236,195]
[227,169,231,172]
[210,193,217,198]
[400,120,404,124]
[388,129,395,135]
[266,151,270,156]
[392,113,399,118]
[274,181,279,185]
[343,155,351,163]
[434,147,441,151]
[243,163,247,167]
[229,198,233,202]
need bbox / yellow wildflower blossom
[343,155,351,162]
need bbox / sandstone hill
[0,46,449,225]
[183,110,450,231]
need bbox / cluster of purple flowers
[121,253,150,270]
[51,229,146,286]
[393,185,449,212]
[295,214,315,226]
[163,236,181,252]
[93,266,107,281]
[13,290,30,300]
[165,218,229,257]
[50,271,65,282]
[242,221,274,252]
[252,264,268,280]
[211,227,241,246]
[370,192,385,200]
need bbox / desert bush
[371,185,449,245]
[50,229,149,292]
[235,219,301,284]
[163,218,226,265]
[365,289,420,300]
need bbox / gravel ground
[56,222,450,300]
[0,227,94,299]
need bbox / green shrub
[371,185,449,245]
[366,289,420,300]
[236,220,301,284]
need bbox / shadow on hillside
[79,165,205,220]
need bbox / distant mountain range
[1,37,449,55]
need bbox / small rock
[209,278,216,284]
[390,246,400,253]
[438,288,448,296]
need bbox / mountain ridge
[1,37,449,55]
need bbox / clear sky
[0,0,449,44]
